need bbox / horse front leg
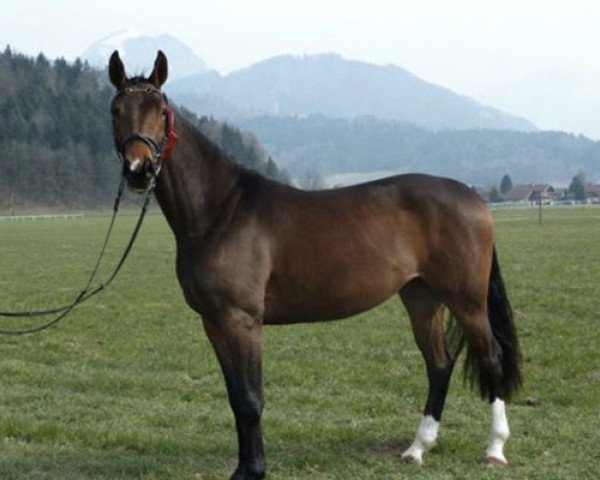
[202,308,265,480]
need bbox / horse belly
[263,260,408,324]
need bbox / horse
[108,50,522,480]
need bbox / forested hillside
[238,115,600,185]
[0,48,286,210]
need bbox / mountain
[78,34,600,187]
[236,115,600,186]
[478,67,600,140]
[167,53,536,131]
[81,31,207,82]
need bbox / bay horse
[108,50,521,479]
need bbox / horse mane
[128,75,151,85]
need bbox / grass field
[0,204,599,479]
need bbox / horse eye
[111,107,120,117]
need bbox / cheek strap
[162,107,179,161]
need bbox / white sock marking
[486,398,510,464]
[401,415,439,465]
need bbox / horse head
[109,50,177,191]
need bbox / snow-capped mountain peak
[81,31,207,82]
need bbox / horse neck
[153,113,241,238]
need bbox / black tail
[448,247,523,401]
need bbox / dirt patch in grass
[586,370,600,381]
[515,397,541,407]
[370,438,411,456]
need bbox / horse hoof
[485,455,508,467]
[400,452,423,465]
[229,466,266,480]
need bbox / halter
[115,85,179,178]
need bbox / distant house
[586,184,600,202]
[549,187,568,202]
[500,184,554,203]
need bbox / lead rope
[0,178,154,335]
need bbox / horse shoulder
[174,211,272,319]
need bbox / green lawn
[0,204,599,479]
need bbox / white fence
[0,214,85,222]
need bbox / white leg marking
[401,415,439,465]
[486,399,510,465]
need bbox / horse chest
[175,240,269,317]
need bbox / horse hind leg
[399,278,457,465]
[448,299,518,465]
[483,249,522,465]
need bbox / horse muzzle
[122,156,156,192]
[120,134,161,192]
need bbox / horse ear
[108,51,127,89]
[148,50,168,88]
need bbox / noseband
[114,86,179,178]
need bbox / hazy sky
[3,1,600,135]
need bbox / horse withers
[108,50,522,479]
